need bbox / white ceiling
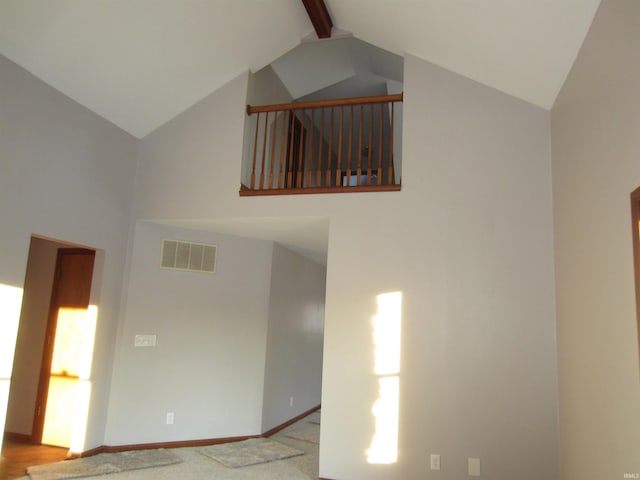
[0,0,601,139]
[0,0,602,264]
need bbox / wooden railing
[240,93,403,196]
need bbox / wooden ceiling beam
[301,0,333,39]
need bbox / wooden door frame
[31,248,95,444]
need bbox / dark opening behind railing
[241,93,403,196]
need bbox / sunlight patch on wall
[372,292,402,376]
[69,380,92,453]
[367,291,402,465]
[42,305,97,452]
[368,376,400,464]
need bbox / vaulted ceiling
[0,0,601,139]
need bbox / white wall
[105,222,273,445]
[0,55,138,451]
[262,244,325,432]
[551,1,640,479]
[129,53,558,479]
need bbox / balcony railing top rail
[241,93,403,196]
[247,93,403,114]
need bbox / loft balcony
[240,93,403,196]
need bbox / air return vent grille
[161,239,216,273]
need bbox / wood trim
[247,93,403,115]
[631,186,640,365]
[76,404,321,458]
[31,250,65,444]
[79,434,262,457]
[301,0,333,39]
[262,404,321,437]
[240,183,401,196]
[4,431,33,443]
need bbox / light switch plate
[134,334,157,347]
[430,454,441,471]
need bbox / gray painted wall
[0,54,138,452]
[0,34,564,479]
[129,54,558,479]
[552,1,640,479]
[105,222,273,444]
[105,222,325,445]
[262,243,325,432]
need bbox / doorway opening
[4,236,98,458]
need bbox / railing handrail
[247,93,403,115]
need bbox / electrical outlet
[166,412,174,425]
[430,454,441,471]
[289,396,294,407]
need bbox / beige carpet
[200,438,304,468]
[19,411,320,480]
[26,449,181,480]
[284,424,320,444]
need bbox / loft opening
[241,37,404,195]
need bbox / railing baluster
[287,110,295,187]
[279,111,286,188]
[347,105,353,186]
[317,108,324,187]
[378,103,383,184]
[260,112,269,189]
[389,102,394,185]
[307,109,314,187]
[251,112,260,190]
[269,111,277,189]
[336,106,343,186]
[357,105,363,186]
[368,104,373,184]
[326,107,333,186]
[296,109,305,188]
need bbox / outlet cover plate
[468,457,481,477]
[134,334,157,347]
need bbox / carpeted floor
[26,449,183,480]
[16,410,321,480]
[199,438,304,468]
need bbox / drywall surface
[0,54,138,451]
[262,244,325,432]
[552,1,640,479]
[131,54,557,479]
[105,222,273,444]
